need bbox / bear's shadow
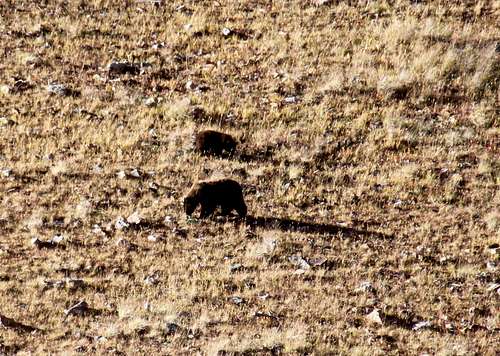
[245,215,394,240]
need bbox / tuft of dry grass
[1,0,499,354]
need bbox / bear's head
[183,195,198,216]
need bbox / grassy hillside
[0,1,498,354]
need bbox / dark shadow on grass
[127,220,166,230]
[0,314,39,333]
[245,215,394,240]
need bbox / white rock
[1,168,11,177]
[257,293,269,300]
[313,0,332,5]
[366,309,383,325]
[229,263,242,272]
[92,224,105,235]
[144,273,159,285]
[355,281,376,293]
[47,83,69,96]
[51,234,64,243]
[231,296,244,305]
[75,199,92,219]
[0,117,15,127]
[115,216,129,230]
[288,255,311,270]
[412,320,432,331]
[116,170,126,179]
[222,27,232,36]
[486,261,497,272]
[144,97,156,107]
[126,211,141,225]
[130,168,141,178]
[93,164,103,174]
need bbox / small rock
[366,309,383,325]
[0,85,10,95]
[46,83,69,96]
[116,237,135,249]
[231,296,244,305]
[288,255,311,270]
[313,0,332,5]
[94,336,107,343]
[92,224,106,236]
[127,211,142,225]
[148,182,159,194]
[147,234,158,242]
[1,168,11,177]
[0,117,16,127]
[309,257,327,267]
[486,261,497,272]
[487,243,499,255]
[115,216,129,230]
[148,128,157,138]
[355,281,376,293]
[257,293,269,300]
[152,42,165,50]
[144,272,160,285]
[393,199,403,208]
[93,164,103,174]
[130,168,141,178]
[116,170,126,179]
[412,320,432,331]
[229,263,243,273]
[51,234,64,243]
[221,27,232,37]
[144,97,157,107]
[43,279,66,289]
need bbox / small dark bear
[183,178,247,218]
[195,130,237,156]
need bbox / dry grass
[1,0,499,354]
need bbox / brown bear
[195,130,237,157]
[183,178,247,218]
